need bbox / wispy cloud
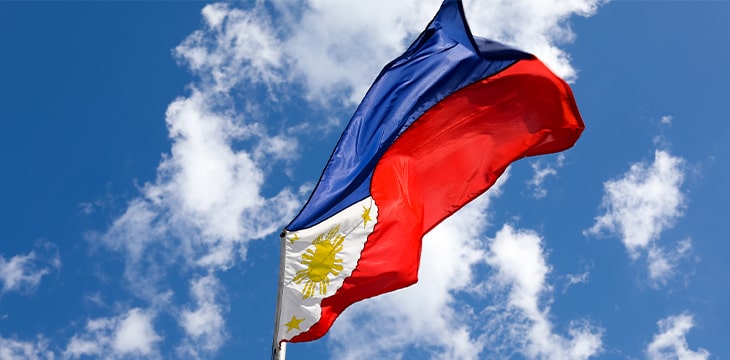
[527,154,566,199]
[647,238,695,286]
[646,313,709,360]
[562,268,591,294]
[482,225,603,359]
[0,336,52,360]
[64,308,162,359]
[177,274,228,358]
[585,150,691,284]
[0,245,60,295]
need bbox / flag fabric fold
[275,0,584,344]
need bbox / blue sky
[1,1,728,359]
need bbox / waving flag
[274,0,584,346]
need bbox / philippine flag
[275,0,584,345]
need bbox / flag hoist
[272,0,585,358]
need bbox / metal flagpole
[271,229,287,360]
[272,342,286,360]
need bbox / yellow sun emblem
[292,225,345,299]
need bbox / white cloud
[93,89,300,295]
[527,154,566,198]
[585,150,690,283]
[647,239,693,286]
[279,0,435,103]
[94,1,304,297]
[64,308,162,359]
[586,150,685,254]
[0,336,52,360]
[563,269,590,294]
[463,0,604,82]
[90,81,300,354]
[661,115,673,124]
[0,247,60,295]
[113,310,161,355]
[175,3,284,92]
[178,0,603,108]
[154,91,300,263]
[86,3,299,357]
[177,274,228,358]
[646,313,709,360]
[483,225,603,359]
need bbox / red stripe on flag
[289,58,583,342]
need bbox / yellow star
[284,315,305,332]
[288,233,299,244]
[361,205,372,228]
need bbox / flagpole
[273,342,286,360]
[272,229,287,360]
